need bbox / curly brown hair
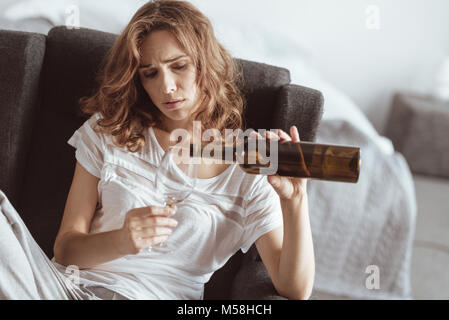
[79,0,245,152]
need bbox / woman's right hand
[118,205,178,255]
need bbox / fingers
[126,204,178,231]
[127,221,177,250]
[133,226,174,239]
[148,205,177,216]
[249,130,264,139]
[265,130,280,141]
[267,174,295,200]
[130,205,177,218]
[134,235,170,250]
[250,127,301,144]
[290,126,301,142]
[264,128,291,143]
[123,204,181,254]
[276,129,292,142]
[125,206,179,253]
[144,235,170,246]
[129,215,178,229]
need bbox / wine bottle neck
[189,143,239,162]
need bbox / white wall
[1,0,448,133]
[190,0,449,133]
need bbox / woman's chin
[163,112,191,124]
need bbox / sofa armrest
[229,245,287,300]
[273,84,324,142]
[0,29,46,209]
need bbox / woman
[0,0,314,300]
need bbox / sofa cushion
[237,59,291,129]
[386,93,449,178]
[0,30,46,209]
[274,84,324,142]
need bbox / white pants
[0,189,124,300]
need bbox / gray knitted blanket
[308,119,417,299]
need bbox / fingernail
[269,175,279,187]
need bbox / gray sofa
[0,26,323,299]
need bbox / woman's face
[138,30,201,130]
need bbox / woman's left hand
[265,126,308,202]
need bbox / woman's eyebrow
[139,55,188,69]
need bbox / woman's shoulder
[83,113,152,149]
[78,112,110,146]
[85,112,105,132]
[77,112,104,137]
[70,112,104,145]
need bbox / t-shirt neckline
[148,127,236,185]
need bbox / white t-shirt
[52,113,283,300]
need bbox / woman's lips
[163,99,185,109]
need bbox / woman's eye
[143,71,157,78]
[173,64,187,70]
[142,64,187,78]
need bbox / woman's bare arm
[53,162,177,269]
[53,162,126,268]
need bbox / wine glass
[147,145,198,253]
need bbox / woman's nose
[160,72,177,94]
